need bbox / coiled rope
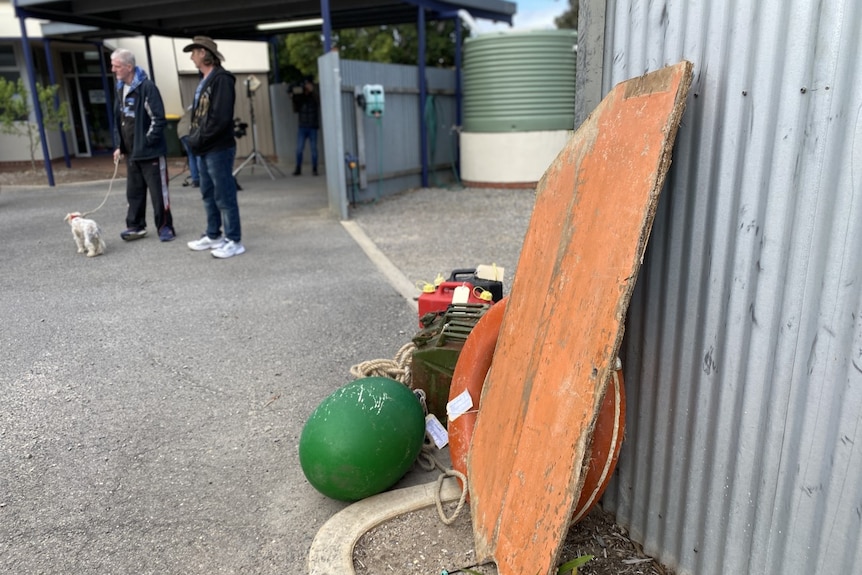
[349,341,416,385]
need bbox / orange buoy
[447,297,626,522]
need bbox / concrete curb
[307,477,463,575]
[340,220,419,311]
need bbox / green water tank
[463,30,577,133]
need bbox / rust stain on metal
[466,61,693,575]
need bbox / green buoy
[299,376,425,501]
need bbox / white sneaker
[212,240,245,259]
[187,234,226,251]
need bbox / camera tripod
[233,83,283,179]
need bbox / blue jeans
[198,146,241,242]
[180,136,200,183]
[296,127,318,170]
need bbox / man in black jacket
[290,77,319,176]
[111,48,176,242]
[183,36,244,259]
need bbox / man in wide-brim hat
[182,36,226,63]
[183,36,246,259]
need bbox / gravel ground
[353,502,673,575]
[349,185,536,297]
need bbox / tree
[0,78,70,170]
[554,0,579,30]
[277,20,466,83]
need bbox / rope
[349,341,416,386]
[435,468,468,525]
[82,156,120,217]
[417,437,470,525]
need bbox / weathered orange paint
[448,296,626,524]
[466,61,694,575]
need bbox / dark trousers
[295,127,318,170]
[180,136,200,184]
[126,156,173,232]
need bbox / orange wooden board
[466,61,693,575]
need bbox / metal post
[320,0,333,53]
[44,38,71,168]
[269,37,281,84]
[18,14,54,186]
[575,0,607,128]
[418,6,428,188]
[454,16,462,178]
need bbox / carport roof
[13,0,516,40]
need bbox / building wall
[577,1,862,575]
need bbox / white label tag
[452,284,470,304]
[476,264,504,282]
[446,388,474,421]
[425,414,449,449]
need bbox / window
[0,45,20,83]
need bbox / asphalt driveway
[0,171,533,574]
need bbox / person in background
[177,106,200,187]
[183,36,245,259]
[110,48,176,242]
[290,77,319,176]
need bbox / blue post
[44,39,71,168]
[18,15,54,186]
[269,37,281,84]
[320,0,333,53]
[454,16,462,178]
[418,7,428,188]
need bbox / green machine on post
[361,84,384,117]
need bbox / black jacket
[188,66,237,155]
[291,90,319,129]
[113,66,167,160]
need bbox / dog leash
[81,157,121,217]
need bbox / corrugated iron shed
[577,1,862,574]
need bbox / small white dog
[64,212,106,257]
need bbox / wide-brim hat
[182,36,225,62]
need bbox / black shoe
[120,228,147,241]
[312,168,318,176]
[292,168,301,176]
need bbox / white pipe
[457,9,478,37]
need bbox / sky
[473,0,570,33]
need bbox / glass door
[78,77,113,155]
[66,77,89,156]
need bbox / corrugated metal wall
[585,1,862,574]
[338,59,458,202]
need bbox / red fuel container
[418,281,489,325]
